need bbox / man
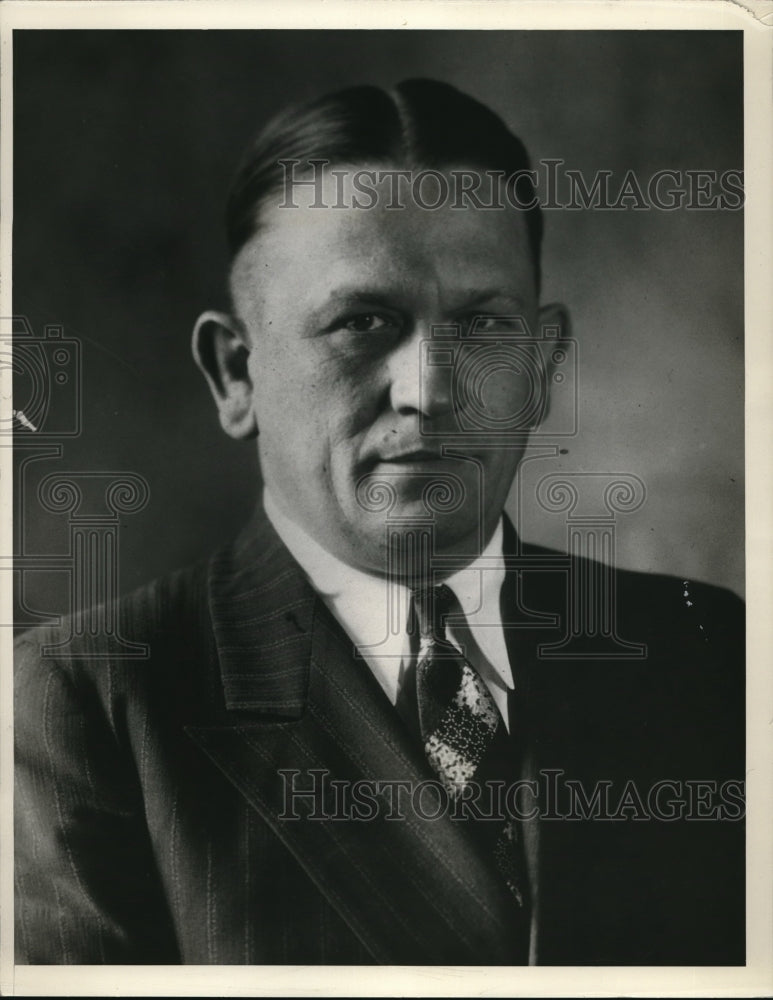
[15,79,744,965]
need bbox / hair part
[225,78,543,293]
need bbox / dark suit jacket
[14,511,745,965]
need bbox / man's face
[229,167,547,576]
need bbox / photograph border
[1,1,771,996]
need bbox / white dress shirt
[263,489,515,730]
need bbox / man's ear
[535,301,571,428]
[192,310,258,439]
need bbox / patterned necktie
[411,584,530,917]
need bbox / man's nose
[388,325,454,419]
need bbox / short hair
[225,78,544,293]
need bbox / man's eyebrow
[314,288,404,313]
[453,289,526,310]
[312,286,526,315]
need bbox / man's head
[193,79,568,577]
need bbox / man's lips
[375,448,446,463]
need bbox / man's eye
[344,314,392,333]
[466,316,522,334]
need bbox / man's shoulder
[13,508,302,707]
[519,538,744,643]
[14,558,212,684]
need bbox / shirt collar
[262,489,513,703]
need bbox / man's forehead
[230,167,534,306]
[231,233,533,321]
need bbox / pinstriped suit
[14,509,745,964]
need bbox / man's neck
[261,487,504,585]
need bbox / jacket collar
[206,505,317,716]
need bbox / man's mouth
[377,448,446,464]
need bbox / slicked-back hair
[225,79,544,293]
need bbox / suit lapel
[187,509,525,964]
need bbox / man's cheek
[257,363,324,418]
[320,374,382,431]
[471,371,538,428]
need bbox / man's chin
[343,509,491,580]
[354,463,478,517]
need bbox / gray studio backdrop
[12,30,744,624]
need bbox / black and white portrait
[6,12,765,991]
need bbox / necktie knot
[411,583,455,645]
